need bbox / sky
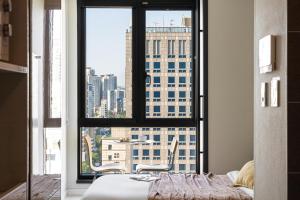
[86,9,191,87]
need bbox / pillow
[234,160,254,189]
[226,170,239,182]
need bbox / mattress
[81,174,150,200]
[82,172,254,200]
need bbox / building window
[153,91,160,102]
[179,91,186,102]
[190,135,196,145]
[179,164,186,172]
[190,164,196,171]
[179,62,186,72]
[153,106,160,116]
[108,144,112,150]
[153,62,161,72]
[168,40,175,58]
[146,91,150,102]
[179,40,186,58]
[168,106,175,116]
[179,135,186,145]
[190,149,196,160]
[153,76,161,87]
[168,62,175,72]
[142,149,150,160]
[153,40,161,58]
[132,134,138,140]
[168,135,175,145]
[153,149,161,160]
[146,40,150,58]
[179,77,186,87]
[179,149,186,160]
[168,91,175,102]
[168,77,175,87]
[133,149,139,160]
[145,62,150,72]
[153,135,161,145]
[114,153,120,159]
[108,155,112,160]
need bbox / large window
[78,0,207,180]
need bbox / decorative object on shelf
[3,0,12,12]
[271,77,280,107]
[259,35,275,74]
[260,82,267,107]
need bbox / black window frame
[77,0,208,181]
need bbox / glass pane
[49,10,62,118]
[85,8,132,118]
[80,127,197,175]
[145,10,193,118]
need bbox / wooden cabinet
[0,0,30,199]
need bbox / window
[168,91,175,102]
[153,76,161,87]
[146,40,150,58]
[179,149,186,160]
[179,164,186,172]
[153,149,160,160]
[108,144,112,150]
[168,106,175,116]
[132,135,138,140]
[78,0,207,180]
[168,62,175,72]
[145,62,150,72]
[190,135,196,145]
[179,135,186,145]
[190,164,196,171]
[142,149,150,160]
[168,40,175,58]
[153,91,160,102]
[179,91,186,102]
[168,77,175,87]
[153,135,161,145]
[179,77,186,87]
[179,40,186,58]
[153,106,160,116]
[168,135,175,145]
[153,40,161,58]
[179,62,186,72]
[133,149,139,160]
[153,62,160,72]
[190,149,196,160]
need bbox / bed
[81,172,254,200]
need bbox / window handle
[144,72,151,85]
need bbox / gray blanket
[148,173,252,200]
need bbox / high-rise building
[106,17,196,173]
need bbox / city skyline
[86,9,191,87]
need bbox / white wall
[64,0,254,195]
[208,0,254,174]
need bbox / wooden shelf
[0,61,28,74]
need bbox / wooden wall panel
[0,74,28,195]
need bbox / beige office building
[104,17,197,173]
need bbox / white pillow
[226,170,239,182]
[227,170,254,198]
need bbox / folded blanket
[148,173,252,200]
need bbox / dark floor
[1,175,61,200]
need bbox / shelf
[0,61,28,74]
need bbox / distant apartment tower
[100,74,117,100]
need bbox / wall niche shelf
[0,61,28,74]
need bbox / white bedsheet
[81,174,150,200]
[82,172,254,200]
